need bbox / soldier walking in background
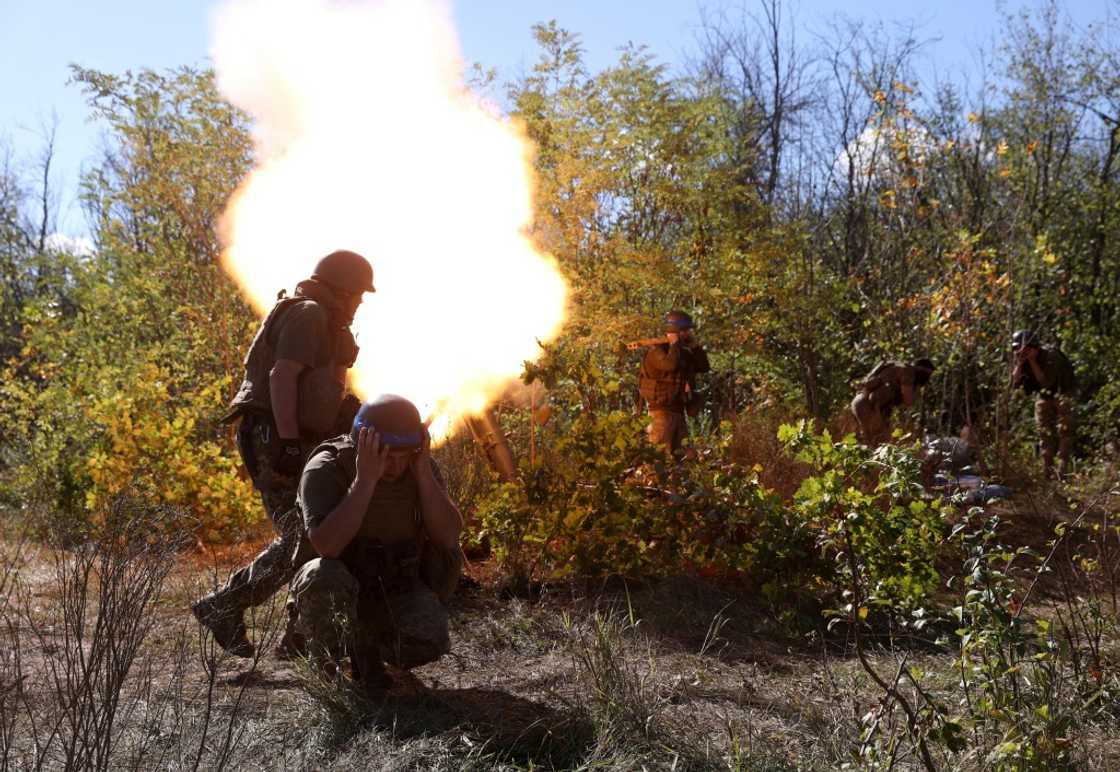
[291,395,463,693]
[192,249,375,657]
[1011,329,1077,480]
[636,310,710,453]
[850,358,936,445]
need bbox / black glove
[273,438,304,477]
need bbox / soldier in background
[192,249,374,657]
[636,310,710,453]
[291,395,463,692]
[851,358,936,445]
[1011,329,1077,479]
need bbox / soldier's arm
[689,345,711,374]
[270,301,327,438]
[307,429,387,558]
[270,359,306,439]
[1027,352,1050,389]
[899,369,917,406]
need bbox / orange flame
[211,0,568,437]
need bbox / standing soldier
[851,358,936,445]
[1011,329,1077,479]
[636,310,710,453]
[192,249,375,657]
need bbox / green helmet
[350,394,422,448]
[312,250,375,294]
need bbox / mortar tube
[465,409,518,482]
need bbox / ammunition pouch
[639,374,686,410]
[350,539,421,598]
[234,415,260,481]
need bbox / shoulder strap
[263,295,318,349]
[306,435,357,493]
[861,360,894,392]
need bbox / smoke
[210,0,568,431]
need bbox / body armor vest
[860,362,905,412]
[228,287,358,438]
[304,436,423,581]
[638,344,700,412]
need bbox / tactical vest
[638,345,695,411]
[859,361,905,411]
[303,436,423,584]
[1019,348,1077,398]
[227,291,358,437]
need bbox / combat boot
[191,595,255,658]
[350,645,393,696]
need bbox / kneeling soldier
[851,358,936,446]
[291,395,463,690]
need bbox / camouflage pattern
[196,415,310,616]
[1013,346,1077,477]
[851,362,923,445]
[647,410,687,453]
[291,552,460,671]
[638,342,710,413]
[638,341,709,453]
[1035,394,1075,478]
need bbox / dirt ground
[4,491,1120,771]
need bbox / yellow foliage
[82,363,259,541]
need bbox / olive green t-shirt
[299,441,445,544]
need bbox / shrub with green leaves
[780,421,950,616]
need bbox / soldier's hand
[273,438,304,477]
[410,424,433,479]
[355,426,389,486]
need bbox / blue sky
[0,0,1108,237]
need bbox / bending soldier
[637,310,710,453]
[1011,329,1077,479]
[851,358,936,445]
[290,395,463,691]
[192,249,375,657]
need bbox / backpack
[860,361,895,394]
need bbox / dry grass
[2,482,1119,771]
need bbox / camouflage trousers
[202,415,309,617]
[1035,395,1075,478]
[647,410,687,453]
[290,548,461,673]
[851,392,890,446]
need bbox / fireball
[211,0,568,437]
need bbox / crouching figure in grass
[291,394,463,692]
